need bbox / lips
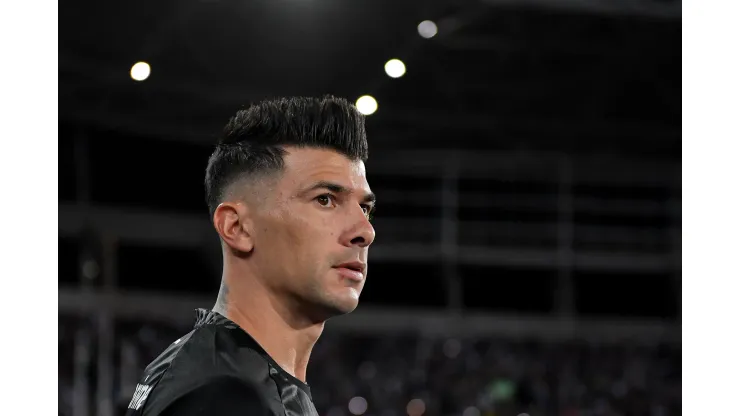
[333,261,365,282]
[334,261,365,273]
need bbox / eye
[362,204,375,220]
[316,194,335,208]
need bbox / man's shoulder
[128,325,279,415]
[147,375,274,416]
[160,323,275,383]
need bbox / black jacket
[124,309,319,416]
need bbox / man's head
[205,96,376,321]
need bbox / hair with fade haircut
[204,95,369,218]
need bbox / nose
[341,208,376,248]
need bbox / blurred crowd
[59,314,680,416]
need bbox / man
[125,96,377,415]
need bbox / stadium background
[58,0,681,415]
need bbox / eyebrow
[303,180,376,204]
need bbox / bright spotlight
[417,20,438,38]
[356,95,378,115]
[130,62,151,81]
[384,59,406,78]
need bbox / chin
[338,298,360,314]
[320,291,360,317]
[330,297,360,316]
[302,283,362,320]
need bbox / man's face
[250,146,376,321]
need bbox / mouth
[333,261,365,282]
[334,261,365,273]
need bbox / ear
[213,202,254,254]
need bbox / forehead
[281,146,369,189]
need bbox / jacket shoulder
[126,325,279,415]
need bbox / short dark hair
[204,95,369,218]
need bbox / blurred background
[58,0,681,415]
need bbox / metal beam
[59,204,213,248]
[60,107,217,145]
[59,100,680,151]
[457,245,675,272]
[369,149,680,188]
[59,55,275,109]
[60,54,680,154]
[378,109,679,144]
[59,204,678,272]
[374,189,679,216]
[479,0,681,19]
[58,288,679,344]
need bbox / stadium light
[443,338,461,358]
[463,407,481,416]
[356,95,378,115]
[407,398,426,416]
[417,20,438,38]
[130,61,151,81]
[384,59,406,78]
[348,397,368,415]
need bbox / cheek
[281,215,328,267]
[295,206,336,239]
[270,204,338,264]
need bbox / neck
[212,267,325,383]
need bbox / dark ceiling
[59,0,681,157]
